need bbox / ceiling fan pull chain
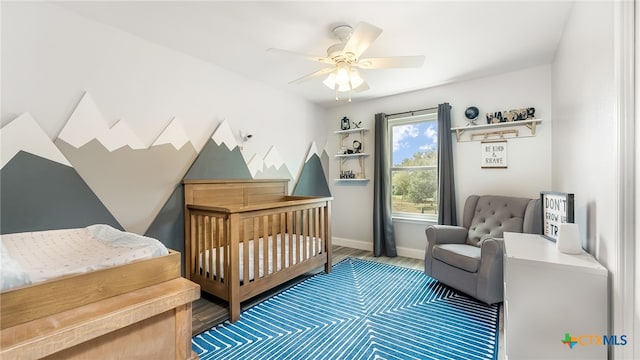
[334,84,339,101]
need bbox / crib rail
[185,196,332,321]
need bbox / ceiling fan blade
[267,48,334,65]
[355,56,425,69]
[289,67,335,84]
[342,22,382,59]
[354,81,370,93]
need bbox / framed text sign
[481,140,507,168]
[540,191,575,241]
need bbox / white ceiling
[56,1,574,108]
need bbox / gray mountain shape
[55,138,197,235]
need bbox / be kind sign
[541,191,575,241]
[481,140,507,168]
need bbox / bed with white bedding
[0,224,199,359]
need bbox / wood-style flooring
[191,245,423,336]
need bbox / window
[388,110,438,220]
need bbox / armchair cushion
[432,244,481,273]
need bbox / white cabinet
[503,232,607,359]
[334,128,369,182]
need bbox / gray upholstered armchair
[424,195,540,304]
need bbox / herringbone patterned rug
[192,258,499,360]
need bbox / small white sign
[541,192,575,241]
[481,140,507,168]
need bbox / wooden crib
[183,179,332,322]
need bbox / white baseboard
[332,237,425,260]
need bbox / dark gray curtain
[373,113,396,257]
[437,103,457,225]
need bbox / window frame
[387,110,439,222]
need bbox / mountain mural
[183,119,252,180]
[252,146,293,181]
[146,119,252,259]
[0,114,121,234]
[292,142,331,197]
[58,92,146,151]
[55,93,198,234]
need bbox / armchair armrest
[424,225,468,277]
[477,237,505,304]
[425,225,468,245]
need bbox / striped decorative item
[193,258,499,359]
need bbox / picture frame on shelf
[540,191,575,241]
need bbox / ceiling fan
[268,22,425,101]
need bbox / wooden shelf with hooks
[451,119,542,142]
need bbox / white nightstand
[503,232,607,359]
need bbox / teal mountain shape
[1,151,122,234]
[292,153,331,197]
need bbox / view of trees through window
[389,115,438,219]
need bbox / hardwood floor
[191,245,424,335]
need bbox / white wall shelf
[335,153,369,158]
[335,128,369,182]
[451,119,541,142]
[334,128,369,135]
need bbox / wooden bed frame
[183,179,332,323]
[1,250,201,359]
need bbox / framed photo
[481,140,507,168]
[540,191,575,241]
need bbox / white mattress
[0,224,169,291]
[198,234,321,282]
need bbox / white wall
[551,1,615,269]
[1,1,326,180]
[551,0,627,356]
[327,65,553,258]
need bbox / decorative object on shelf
[352,120,362,129]
[464,106,479,126]
[556,223,582,254]
[480,140,507,168]
[353,140,362,153]
[486,112,503,124]
[341,116,351,130]
[486,107,536,124]
[540,191,575,241]
[340,170,356,179]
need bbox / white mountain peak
[58,92,111,149]
[246,153,263,177]
[264,146,285,169]
[1,112,71,168]
[211,119,238,151]
[57,92,149,151]
[152,117,191,150]
[98,119,147,151]
[305,141,319,163]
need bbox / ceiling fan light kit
[269,21,425,101]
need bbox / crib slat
[243,221,250,286]
[262,215,269,277]
[287,211,293,268]
[253,217,260,282]
[279,213,285,271]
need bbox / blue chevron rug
[192,258,499,360]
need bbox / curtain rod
[385,106,439,118]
